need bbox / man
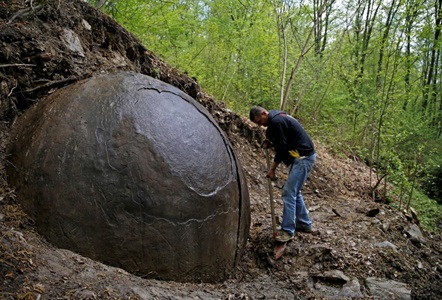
[250,106,316,243]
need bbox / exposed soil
[1,1,441,299]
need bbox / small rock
[311,263,324,272]
[371,218,380,225]
[341,278,363,298]
[310,277,363,298]
[405,224,426,244]
[417,261,423,269]
[366,277,411,300]
[374,241,398,250]
[382,222,390,232]
[314,270,350,284]
[61,28,85,57]
[82,19,91,31]
[310,205,321,211]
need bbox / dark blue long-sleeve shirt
[266,110,315,166]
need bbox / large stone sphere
[7,72,250,282]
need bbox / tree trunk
[423,0,442,112]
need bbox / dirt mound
[1,1,441,299]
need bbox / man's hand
[266,161,278,180]
[266,169,276,180]
[264,148,278,181]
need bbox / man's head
[249,106,269,127]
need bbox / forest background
[86,0,441,230]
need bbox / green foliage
[104,0,283,112]
[422,161,442,204]
[409,190,442,231]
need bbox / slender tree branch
[0,64,36,68]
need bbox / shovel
[265,148,286,259]
[264,148,277,237]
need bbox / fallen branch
[370,172,388,197]
[19,77,78,94]
[0,64,36,68]
[7,5,43,25]
[332,208,343,218]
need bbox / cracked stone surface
[7,72,250,283]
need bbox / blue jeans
[281,153,316,236]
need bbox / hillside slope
[1,1,441,299]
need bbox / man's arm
[269,118,289,164]
[267,161,279,180]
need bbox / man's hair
[249,106,265,121]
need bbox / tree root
[20,77,78,94]
[7,4,43,25]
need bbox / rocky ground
[1,1,442,299]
